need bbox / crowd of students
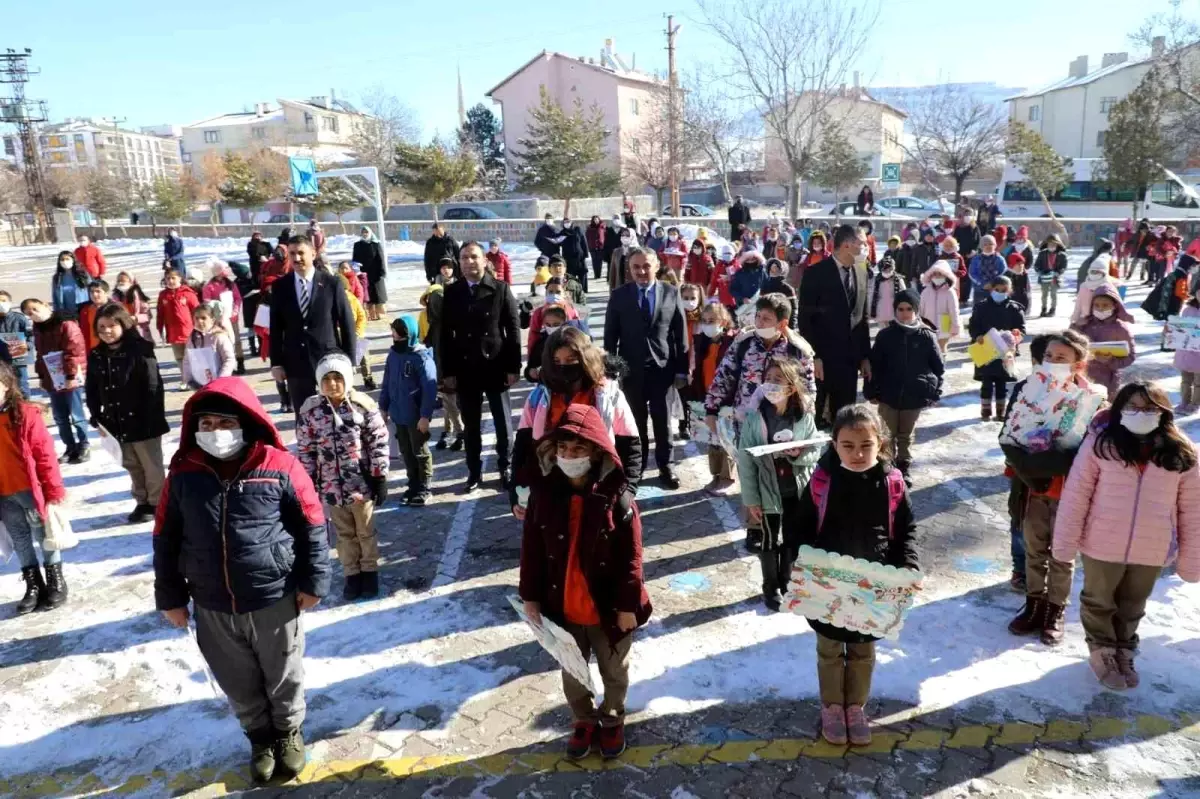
[5,209,1200,777]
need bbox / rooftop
[185,97,363,129]
[486,41,663,97]
[1005,55,1150,100]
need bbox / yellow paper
[968,337,1000,367]
[939,313,951,333]
[1089,341,1130,357]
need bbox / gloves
[369,475,388,507]
[616,487,635,523]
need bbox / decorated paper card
[0,331,29,360]
[998,370,1105,453]
[1164,316,1200,353]
[507,594,594,693]
[96,424,123,465]
[41,351,67,391]
[185,347,219,386]
[745,434,831,458]
[783,546,922,639]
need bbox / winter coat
[164,235,185,268]
[422,233,458,281]
[761,276,800,329]
[32,316,86,393]
[869,274,907,324]
[74,243,107,278]
[486,250,513,284]
[865,321,944,410]
[737,396,822,515]
[953,223,981,256]
[534,223,561,259]
[703,329,817,415]
[114,285,153,338]
[1033,248,1068,284]
[906,242,938,284]
[85,330,168,444]
[918,263,961,339]
[182,326,236,386]
[786,448,919,643]
[1005,241,1036,269]
[309,228,327,253]
[156,285,200,344]
[731,262,766,306]
[1072,272,1119,326]
[686,252,714,288]
[259,255,291,293]
[337,269,367,304]
[1053,430,1200,581]
[728,202,752,236]
[1076,239,1115,286]
[585,222,606,251]
[154,378,330,614]
[0,310,34,368]
[1009,270,1031,313]
[201,277,244,320]
[297,388,390,508]
[603,223,623,262]
[0,400,66,519]
[51,271,91,320]
[77,302,102,353]
[560,226,589,268]
[438,272,522,388]
[708,259,738,307]
[354,236,388,304]
[686,329,737,401]
[1070,284,1135,399]
[1000,377,1087,497]
[526,301,581,360]
[247,238,273,279]
[968,252,1008,289]
[380,317,438,426]
[968,296,1027,381]
[609,247,635,290]
[1143,257,1194,321]
[1175,304,1200,373]
[518,403,653,645]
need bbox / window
[3,137,14,156]
[47,135,65,148]
[1028,105,1040,122]
[883,130,898,147]
[182,152,192,164]
[304,113,315,132]
[203,130,221,143]
[1100,96,1118,115]
[1096,130,1107,147]
[137,152,144,165]
[73,134,84,144]
[321,115,338,133]
[251,126,266,139]
[38,136,47,146]
[153,140,160,152]
[629,98,639,116]
[49,152,67,163]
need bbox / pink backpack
[808,466,906,540]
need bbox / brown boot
[1007,595,1044,636]
[994,399,1007,422]
[1040,602,1066,645]
[981,400,993,421]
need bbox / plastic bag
[43,503,78,551]
[667,386,684,424]
[253,304,271,329]
[0,521,12,563]
[96,424,123,465]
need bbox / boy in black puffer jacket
[865,287,943,483]
[968,275,1027,421]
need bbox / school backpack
[808,465,906,539]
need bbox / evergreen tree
[1099,70,1170,220]
[809,126,868,217]
[459,103,506,195]
[387,138,476,220]
[296,164,364,232]
[218,152,271,209]
[1006,122,1073,241]
[510,87,618,216]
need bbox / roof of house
[485,50,663,97]
[1005,55,1151,100]
[185,98,362,129]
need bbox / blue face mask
[991,290,1009,303]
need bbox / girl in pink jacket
[918,261,960,354]
[1053,382,1200,691]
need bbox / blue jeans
[1011,524,1026,575]
[49,388,88,454]
[13,365,29,398]
[1,491,59,569]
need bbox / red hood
[537,403,623,479]
[177,376,286,458]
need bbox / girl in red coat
[708,243,739,310]
[156,269,201,390]
[0,361,69,615]
[685,239,714,288]
[519,403,651,762]
[486,239,512,284]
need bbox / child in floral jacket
[297,352,390,601]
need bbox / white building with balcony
[2,118,182,185]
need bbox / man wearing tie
[270,235,358,412]
[604,247,688,489]
[797,223,871,426]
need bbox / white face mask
[840,460,876,473]
[1037,362,1074,380]
[1092,308,1114,320]
[543,324,561,335]
[931,278,947,288]
[755,326,781,341]
[196,429,245,460]
[683,298,700,311]
[545,293,561,305]
[699,323,722,338]
[0,302,10,315]
[668,234,678,241]
[761,383,789,403]
[556,455,592,478]
[1121,411,1161,436]
[621,237,632,247]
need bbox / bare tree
[682,68,758,206]
[1132,0,1200,162]
[902,85,1007,204]
[622,96,686,211]
[698,0,880,219]
[350,86,421,207]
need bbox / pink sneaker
[820,704,847,745]
[845,704,872,746]
[1114,649,1140,688]
[1089,648,1127,690]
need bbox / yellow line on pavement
[4,712,1197,798]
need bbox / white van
[997,158,1200,219]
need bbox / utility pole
[0,49,51,241]
[666,15,680,214]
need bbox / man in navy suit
[603,247,688,489]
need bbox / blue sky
[2,0,1187,139]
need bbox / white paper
[507,594,594,693]
[253,304,270,329]
[0,521,12,563]
[96,424,123,465]
[218,290,235,325]
[185,347,219,386]
[41,351,67,391]
[745,435,831,458]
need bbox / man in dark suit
[534,213,562,259]
[728,195,752,240]
[604,247,688,489]
[439,240,521,493]
[423,222,460,284]
[270,234,358,412]
[798,223,871,426]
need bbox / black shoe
[343,573,363,602]
[16,565,44,615]
[359,571,379,598]
[68,447,91,465]
[127,503,155,524]
[40,562,67,610]
[273,728,306,779]
[436,433,449,450]
[407,492,429,507]
[763,593,782,612]
[659,466,681,490]
[363,375,377,391]
[678,420,691,440]
[58,448,74,464]
[235,359,246,376]
[247,727,277,784]
[448,436,463,452]
[745,527,764,553]
[463,477,481,494]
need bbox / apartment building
[180,96,365,167]
[2,118,183,184]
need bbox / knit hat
[1016,225,1029,239]
[719,243,735,260]
[190,392,246,423]
[893,286,921,311]
[1006,252,1026,267]
[887,234,901,247]
[316,352,355,387]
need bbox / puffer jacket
[918,262,961,339]
[518,403,652,645]
[0,400,65,520]
[1070,283,1135,399]
[866,320,944,410]
[967,252,1008,289]
[201,276,244,320]
[156,285,200,344]
[85,329,168,443]
[32,316,85,392]
[703,329,817,415]
[1053,430,1200,581]
[730,260,766,306]
[736,394,822,515]
[380,326,438,427]
[153,377,330,614]
[296,389,390,508]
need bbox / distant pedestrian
[354,226,388,320]
[164,228,185,271]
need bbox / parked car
[441,206,499,220]
[266,212,312,224]
[663,203,716,217]
[876,196,946,218]
[828,201,894,218]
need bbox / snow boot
[994,399,1007,421]
[1114,649,1140,688]
[846,704,872,746]
[41,562,67,610]
[1007,596,1044,636]
[342,573,363,602]
[980,400,992,421]
[820,704,848,746]
[235,358,246,376]
[1089,648,1127,690]
[359,571,379,599]
[16,565,44,615]
[273,728,306,778]
[247,727,277,784]
[1040,602,1066,646]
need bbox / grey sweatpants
[194,594,306,733]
